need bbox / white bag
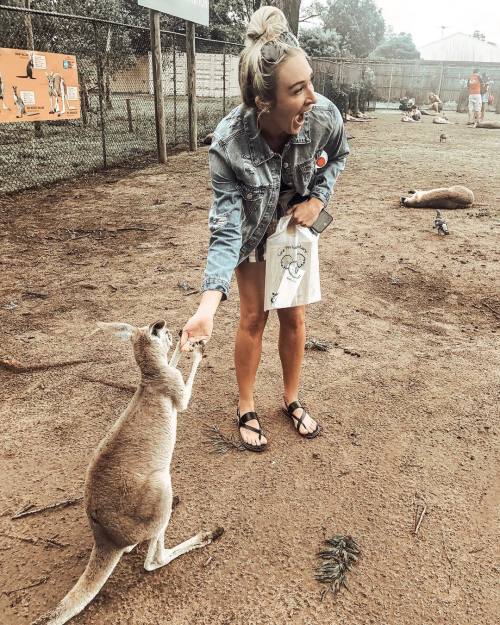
[264,216,321,311]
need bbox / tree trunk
[261,0,301,36]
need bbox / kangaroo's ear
[149,319,166,337]
[95,322,135,341]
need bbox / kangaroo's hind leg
[144,523,223,572]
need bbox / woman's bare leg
[234,262,268,446]
[277,306,318,435]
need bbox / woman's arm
[181,139,243,350]
[201,140,243,300]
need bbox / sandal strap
[285,400,309,432]
[237,410,263,439]
[286,400,303,414]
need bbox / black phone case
[310,209,333,234]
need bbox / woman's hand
[287,196,323,227]
[180,290,223,351]
[180,311,213,351]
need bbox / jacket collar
[242,105,311,166]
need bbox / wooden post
[150,9,167,163]
[186,20,197,152]
[93,21,107,168]
[126,98,133,133]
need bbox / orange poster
[0,48,80,123]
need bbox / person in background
[467,68,482,125]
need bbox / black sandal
[282,400,321,439]
[237,408,268,452]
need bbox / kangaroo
[475,120,500,129]
[0,74,10,110]
[433,115,450,124]
[16,54,35,79]
[31,320,223,625]
[400,186,474,209]
[46,71,71,115]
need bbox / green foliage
[299,26,342,58]
[319,0,385,58]
[371,32,420,59]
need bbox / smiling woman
[180,5,349,451]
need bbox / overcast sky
[303,0,500,48]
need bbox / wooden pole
[186,20,197,152]
[150,9,167,163]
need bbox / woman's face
[266,52,317,137]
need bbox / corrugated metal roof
[420,33,500,62]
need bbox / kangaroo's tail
[31,541,123,625]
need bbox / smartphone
[310,209,333,234]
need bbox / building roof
[420,32,500,63]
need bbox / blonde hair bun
[245,5,290,43]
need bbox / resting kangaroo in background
[475,120,500,129]
[400,186,474,209]
[32,320,223,625]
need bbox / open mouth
[295,112,305,126]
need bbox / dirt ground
[1,110,499,625]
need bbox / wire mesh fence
[2,5,499,195]
[311,57,500,113]
[0,4,243,194]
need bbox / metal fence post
[222,44,226,117]
[172,34,177,145]
[437,63,445,99]
[186,21,197,151]
[93,21,107,168]
[387,64,394,105]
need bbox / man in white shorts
[467,68,482,125]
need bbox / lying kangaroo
[401,186,474,209]
[433,115,450,125]
[32,320,222,625]
[475,120,500,129]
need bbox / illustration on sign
[0,48,80,123]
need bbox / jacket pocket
[296,159,315,189]
[240,183,265,218]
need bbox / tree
[299,26,342,57]
[321,0,385,58]
[371,32,420,59]
[472,30,486,41]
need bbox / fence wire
[0,5,243,194]
[1,5,499,194]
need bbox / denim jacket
[202,93,349,299]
